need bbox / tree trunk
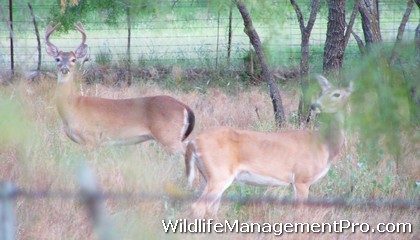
[416,23,420,67]
[415,0,420,68]
[28,3,41,73]
[390,0,414,64]
[352,31,367,55]
[290,0,319,76]
[8,0,14,76]
[323,0,346,76]
[344,0,360,49]
[227,4,233,68]
[415,0,420,62]
[126,4,132,86]
[301,34,310,75]
[412,23,420,123]
[296,32,311,124]
[359,0,382,51]
[236,0,285,127]
[290,0,319,123]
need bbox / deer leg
[293,183,310,202]
[191,176,234,218]
[152,132,184,154]
[193,167,202,188]
[292,183,311,220]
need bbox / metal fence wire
[0,179,418,240]
[0,0,419,74]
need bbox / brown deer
[45,22,195,153]
[185,75,353,217]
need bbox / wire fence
[2,185,418,209]
[1,177,419,239]
[0,0,419,75]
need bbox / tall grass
[0,72,418,239]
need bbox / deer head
[310,75,353,114]
[45,22,88,75]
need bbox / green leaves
[349,46,418,167]
[48,0,156,32]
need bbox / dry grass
[0,77,418,240]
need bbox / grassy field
[0,1,418,239]
[0,70,418,239]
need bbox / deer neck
[56,71,79,121]
[320,111,345,162]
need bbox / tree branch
[352,31,367,55]
[344,0,360,49]
[28,3,41,73]
[362,0,374,15]
[390,0,414,64]
[235,0,285,127]
[306,0,320,34]
[358,0,370,18]
[396,0,414,42]
[290,0,306,33]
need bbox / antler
[74,22,89,62]
[74,22,87,50]
[45,22,61,57]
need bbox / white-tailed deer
[185,75,352,217]
[45,22,195,153]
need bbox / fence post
[215,10,220,69]
[0,182,17,240]
[227,3,233,68]
[28,3,41,74]
[125,3,132,86]
[78,164,115,240]
[8,0,14,75]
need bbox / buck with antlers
[45,22,195,153]
[185,75,353,217]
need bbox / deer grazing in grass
[45,22,195,153]
[185,75,353,217]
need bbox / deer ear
[75,44,88,60]
[46,43,59,57]
[315,74,332,92]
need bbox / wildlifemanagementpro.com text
[162,219,412,236]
